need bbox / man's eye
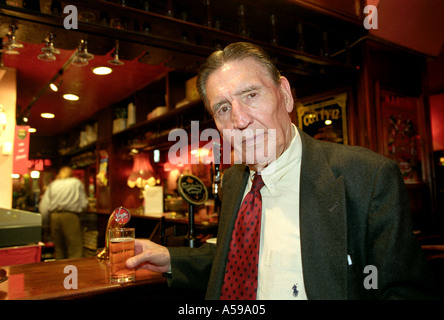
[218,105,229,115]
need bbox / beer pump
[97,206,131,260]
[177,175,208,248]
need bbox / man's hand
[126,239,170,273]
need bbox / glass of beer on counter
[109,228,135,283]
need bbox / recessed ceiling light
[63,94,79,101]
[28,128,37,133]
[50,83,58,92]
[41,113,55,119]
[92,66,112,75]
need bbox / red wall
[430,93,444,151]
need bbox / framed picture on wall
[296,91,348,144]
[377,88,423,184]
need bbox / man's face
[205,57,294,172]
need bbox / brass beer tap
[97,207,131,260]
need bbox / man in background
[39,166,88,259]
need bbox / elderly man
[127,42,436,300]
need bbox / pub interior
[0,0,444,300]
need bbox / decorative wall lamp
[127,152,157,189]
[127,152,160,213]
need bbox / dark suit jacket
[168,128,437,299]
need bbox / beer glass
[109,228,135,283]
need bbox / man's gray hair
[196,42,281,113]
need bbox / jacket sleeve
[366,159,438,299]
[167,243,216,291]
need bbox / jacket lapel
[216,165,249,249]
[298,129,348,300]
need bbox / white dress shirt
[39,177,89,216]
[243,124,307,300]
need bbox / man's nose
[231,100,253,129]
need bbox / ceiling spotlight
[63,94,79,101]
[38,52,56,61]
[78,40,94,60]
[93,66,112,75]
[108,40,124,66]
[49,79,62,92]
[41,113,55,119]
[72,39,94,67]
[3,25,23,48]
[28,128,37,133]
[1,25,23,55]
[16,113,29,125]
[50,83,58,91]
[72,56,88,66]
[0,46,19,55]
[38,33,60,61]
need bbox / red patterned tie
[220,173,264,300]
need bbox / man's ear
[279,76,294,113]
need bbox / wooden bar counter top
[0,257,169,300]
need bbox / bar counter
[0,257,170,300]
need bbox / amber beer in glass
[109,228,135,283]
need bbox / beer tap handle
[97,207,131,260]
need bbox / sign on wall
[13,126,30,175]
[297,92,348,145]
